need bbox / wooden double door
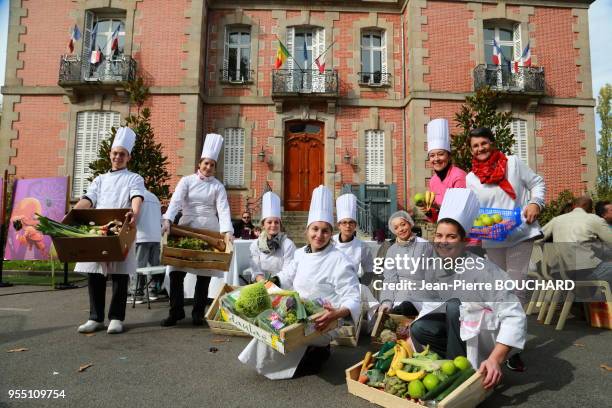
[284,121,324,211]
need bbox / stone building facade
[0,0,597,217]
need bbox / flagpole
[274,34,304,73]
[315,40,336,63]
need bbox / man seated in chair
[540,196,612,296]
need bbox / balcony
[474,64,545,96]
[272,69,339,113]
[358,72,392,87]
[219,68,255,84]
[58,55,137,102]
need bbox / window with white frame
[284,27,326,92]
[82,10,126,80]
[511,119,529,165]
[73,111,121,198]
[222,128,245,187]
[365,130,385,184]
[484,23,522,70]
[360,30,387,85]
[223,27,251,82]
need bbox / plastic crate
[469,207,522,241]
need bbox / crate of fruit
[220,281,339,354]
[162,224,233,271]
[468,207,522,241]
[346,341,490,408]
[371,309,415,346]
[205,284,250,337]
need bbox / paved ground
[1,284,611,408]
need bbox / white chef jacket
[249,236,297,279]
[466,155,546,249]
[163,173,233,278]
[413,252,526,368]
[238,244,361,379]
[332,234,374,277]
[136,190,162,244]
[74,169,145,275]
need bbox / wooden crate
[331,311,364,347]
[346,359,490,408]
[161,226,233,271]
[205,284,250,337]
[52,208,135,262]
[220,303,339,355]
[371,310,415,344]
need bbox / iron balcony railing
[58,55,137,85]
[358,72,391,86]
[272,69,339,96]
[474,64,545,94]
[220,68,255,84]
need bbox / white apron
[74,169,145,276]
[238,245,361,379]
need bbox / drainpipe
[201,1,210,164]
[401,11,408,209]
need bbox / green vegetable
[234,282,272,318]
[400,358,453,372]
[284,311,297,325]
[167,237,211,251]
[435,368,475,402]
[374,342,396,370]
[422,370,462,400]
[365,368,385,386]
[34,214,97,238]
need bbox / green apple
[473,219,483,227]
[480,215,493,226]
[491,214,503,224]
[413,192,425,206]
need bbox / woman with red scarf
[466,127,545,371]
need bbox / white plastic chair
[132,265,167,309]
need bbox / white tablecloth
[163,239,255,299]
[163,239,381,299]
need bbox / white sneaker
[107,319,124,334]
[78,320,104,333]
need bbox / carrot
[358,374,369,384]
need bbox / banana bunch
[424,191,436,210]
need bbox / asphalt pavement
[1,284,610,408]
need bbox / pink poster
[4,177,69,261]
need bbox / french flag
[521,42,531,67]
[109,25,120,54]
[491,39,502,65]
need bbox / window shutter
[223,26,229,81]
[223,128,245,187]
[381,30,388,75]
[72,111,120,198]
[312,28,325,92]
[286,27,295,91]
[81,10,95,80]
[511,119,528,165]
[513,23,522,61]
[365,130,385,184]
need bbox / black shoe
[505,353,526,372]
[161,312,185,327]
[192,314,204,326]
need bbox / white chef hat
[438,188,480,236]
[112,127,136,154]
[336,193,357,223]
[201,133,224,161]
[261,191,281,220]
[426,118,451,153]
[307,185,334,227]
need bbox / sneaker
[78,320,104,333]
[107,319,124,334]
[126,296,144,304]
[505,353,526,372]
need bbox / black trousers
[168,271,211,320]
[410,298,466,360]
[88,274,129,322]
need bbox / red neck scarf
[471,150,516,200]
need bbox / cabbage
[234,282,272,318]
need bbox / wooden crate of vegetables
[205,284,250,337]
[219,281,339,355]
[162,224,233,271]
[346,342,490,408]
[331,310,364,347]
[371,310,415,345]
[33,208,136,262]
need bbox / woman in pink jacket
[419,118,467,221]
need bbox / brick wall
[10,96,68,178]
[17,0,74,86]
